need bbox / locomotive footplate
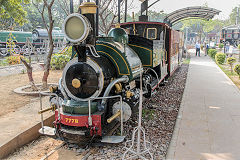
[39,126,56,137]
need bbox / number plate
[65,118,79,124]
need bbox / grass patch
[0,58,8,66]
[142,108,155,120]
[216,60,240,90]
[217,63,238,76]
[183,58,190,64]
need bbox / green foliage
[0,0,30,27]
[51,47,72,70]
[227,57,237,73]
[215,53,226,64]
[227,57,237,65]
[208,49,217,58]
[229,6,240,25]
[218,43,224,49]
[181,19,224,33]
[0,59,8,66]
[51,54,70,70]
[238,44,240,50]
[6,55,28,65]
[142,109,155,120]
[183,58,190,64]
[234,64,240,79]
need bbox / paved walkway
[167,50,240,160]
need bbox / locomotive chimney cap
[80,2,97,14]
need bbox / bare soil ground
[0,70,62,117]
[5,137,63,160]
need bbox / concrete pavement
[166,50,240,160]
[0,97,54,159]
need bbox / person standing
[225,41,230,53]
[195,41,201,56]
[205,43,209,56]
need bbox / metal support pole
[124,0,127,22]
[236,7,239,25]
[39,93,44,133]
[79,0,83,13]
[88,99,92,126]
[120,96,123,136]
[70,0,74,14]
[122,66,153,159]
[96,0,99,36]
[118,0,121,23]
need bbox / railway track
[40,144,98,160]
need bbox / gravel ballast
[87,63,189,159]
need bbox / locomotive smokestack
[80,2,97,45]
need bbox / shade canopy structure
[164,6,221,26]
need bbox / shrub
[215,53,226,64]
[51,54,71,70]
[208,49,217,58]
[227,57,237,73]
[6,55,23,65]
[234,64,240,79]
[0,59,8,66]
[218,43,224,49]
[51,47,72,70]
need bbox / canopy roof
[164,6,221,25]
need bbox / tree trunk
[41,0,55,89]
[20,57,38,91]
[238,50,240,62]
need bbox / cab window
[147,28,157,40]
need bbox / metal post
[137,66,143,154]
[236,7,239,25]
[96,0,99,36]
[124,0,127,22]
[88,99,92,126]
[39,93,44,133]
[70,0,74,14]
[118,0,121,23]
[122,66,153,159]
[120,96,123,136]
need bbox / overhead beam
[148,0,161,9]
[164,6,221,25]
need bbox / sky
[129,0,240,20]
